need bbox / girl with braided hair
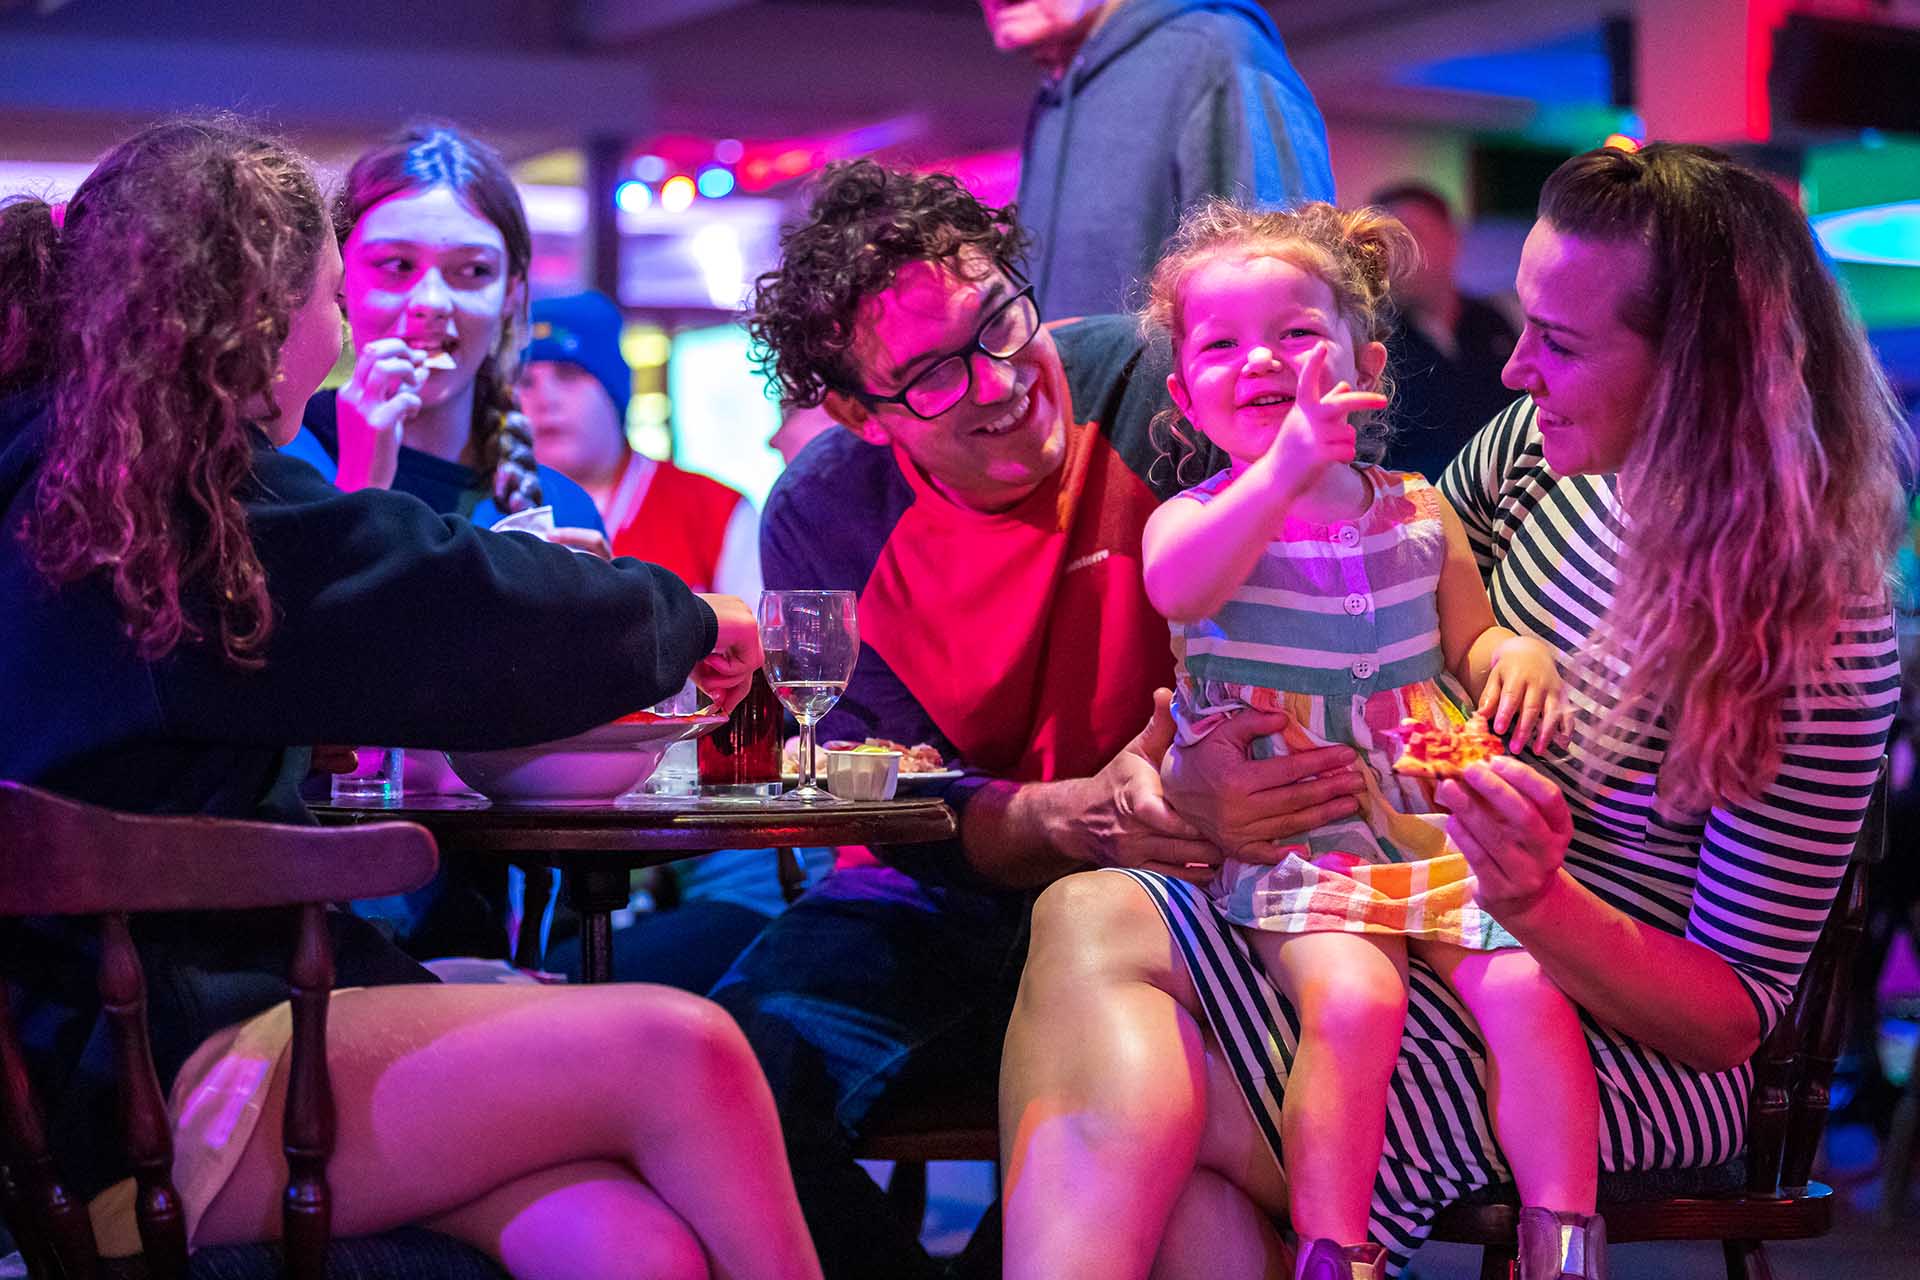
[287,122,602,542]
[286,124,612,954]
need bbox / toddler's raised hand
[1477,634,1566,755]
[1262,341,1388,481]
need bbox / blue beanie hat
[527,291,632,416]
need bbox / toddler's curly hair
[1139,198,1417,483]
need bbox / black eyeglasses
[840,282,1042,421]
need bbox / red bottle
[698,669,783,795]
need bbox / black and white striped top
[1444,399,1897,1053]
[1126,399,1898,1272]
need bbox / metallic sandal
[1294,1237,1389,1280]
[1516,1207,1608,1280]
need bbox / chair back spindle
[0,979,100,1277]
[98,912,188,1276]
[1778,860,1868,1194]
[282,903,336,1280]
[1742,991,1799,1197]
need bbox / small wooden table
[312,795,956,982]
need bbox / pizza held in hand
[1391,714,1505,781]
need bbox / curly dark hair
[1,116,329,669]
[747,159,1030,409]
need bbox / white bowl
[825,749,902,801]
[403,748,475,796]
[444,716,724,802]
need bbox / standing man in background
[982,0,1334,318]
[1369,182,1520,481]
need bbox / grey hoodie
[1016,0,1335,320]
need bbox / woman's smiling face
[341,184,513,410]
[1502,220,1660,476]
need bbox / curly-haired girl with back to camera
[0,116,808,1280]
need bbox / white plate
[782,768,964,790]
[445,715,725,802]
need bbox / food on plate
[1391,714,1504,781]
[613,708,716,725]
[785,736,946,775]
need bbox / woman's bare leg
[1252,930,1408,1247]
[1150,1167,1293,1280]
[1419,942,1598,1212]
[1002,872,1228,1280]
[427,1159,705,1280]
[192,984,820,1280]
[1147,1018,1296,1280]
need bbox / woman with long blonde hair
[1535,145,1905,814]
[1001,142,1907,1280]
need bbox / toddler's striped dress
[1169,464,1512,948]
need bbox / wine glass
[758,590,859,803]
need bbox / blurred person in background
[519,290,761,599]
[520,289,794,993]
[981,0,1334,319]
[1370,182,1520,481]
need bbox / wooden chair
[855,1094,1001,1264]
[1428,763,1888,1280]
[855,766,1889,1278]
[0,781,507,1280]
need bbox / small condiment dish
[825,747,902,801]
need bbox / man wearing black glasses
[713,160,1363,1278]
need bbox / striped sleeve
[1685,602,1898,1034]
[1437,398,1534,575]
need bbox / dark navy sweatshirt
[0,387,715,1199]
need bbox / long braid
[475,355,542,512]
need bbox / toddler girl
[1141,199,1603,1280]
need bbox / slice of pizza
[1392,714,1505,781]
